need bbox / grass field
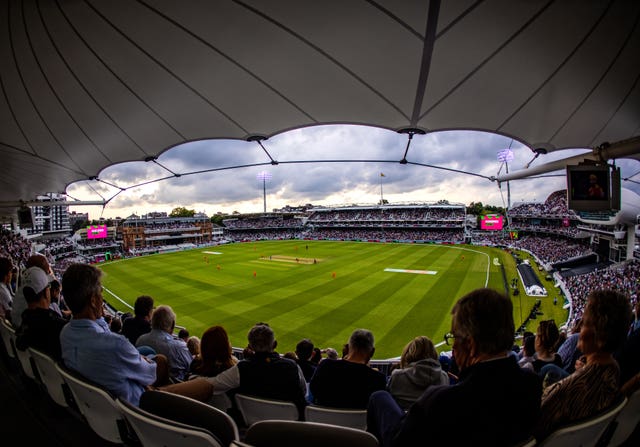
[99,241,566,359]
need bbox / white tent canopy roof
[1,0,639,205]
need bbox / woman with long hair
[532,319,562,373]
[189,325,238,378]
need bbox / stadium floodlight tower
[497,148,514,228]
[497,148,514,208]
[256,170,272,213]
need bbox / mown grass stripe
[99,242,521,358]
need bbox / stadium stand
[2,190,640,444]
[121,216,213,253]
[2,1,640,441]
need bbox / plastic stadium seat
[304,405,367,430]
[234,394,299,427]
[537,397,628,447]
[607,387,640,446]
[14,343,39,383]
[139,390,239,447]
[2,320,39,383]
[55,362,134,444]
[28,347,73,409]
[0,318,16,360]
[515,438,536,447]
[243,420,379,447]
[117,397,224,447]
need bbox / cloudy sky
[65,125,639,220]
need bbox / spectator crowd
[1,191,639,444]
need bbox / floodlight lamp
[256,171,272,182]
[497,149,514,162]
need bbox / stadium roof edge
[2,1,639,210]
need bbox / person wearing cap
[11,253,54,328]
[0,256,15,321]
[15,267,68,360]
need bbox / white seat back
[3,321,38,382]
[116,398,223,447]
[537,397,628,447]
[15,343,38,381]
[304,405,367,430]
[516,437,537,447]
[608,388,640,446]
[230,442,253,447]
[28,347,69,408]
[140,389,240,446]
[234,393,299,427]
[244,420,379,447]
[55,362,129,444]
[0,318,17,359]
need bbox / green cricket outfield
[98,240,560,359]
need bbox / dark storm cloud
[159,139,264,171]
[113,193,159,209]
[100,161,167,186]
[268,125,404,161]
[410,131,529,175]
[277,164,358,199]
[66,125,640,216]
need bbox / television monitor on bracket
[566,164,620,212]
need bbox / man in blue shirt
[60,263,160,406]
[136,305,192,381]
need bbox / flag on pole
[380,172,385,177]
